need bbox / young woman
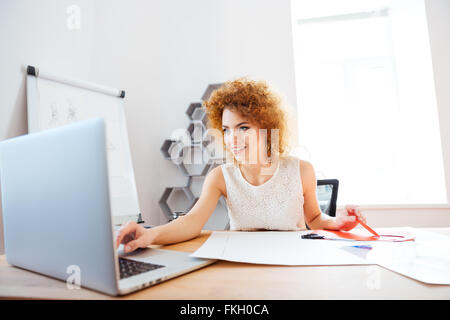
[116,78,366,253]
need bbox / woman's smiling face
[222,108,266,164]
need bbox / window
[291,0,447,206]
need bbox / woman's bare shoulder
[287,155,314,175]
[297,159,316,193]
[299,159,314,174]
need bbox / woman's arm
[116,166,225,252]
[300,160,365,231]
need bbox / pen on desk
[349,210,380,238]
[351,245,372,250]
[358,219,380,238]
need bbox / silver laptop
[0,118,216,296]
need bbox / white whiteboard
[26,72,140,225]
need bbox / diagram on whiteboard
[44,97,117,153]
[66,99,78,123]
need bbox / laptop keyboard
[119,257,165,279]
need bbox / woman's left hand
[333,204,366,231]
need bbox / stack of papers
[190,228,450,285]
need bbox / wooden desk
[1,229,450,299]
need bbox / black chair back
[316,179,339,217]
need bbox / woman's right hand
[115,221,155,253]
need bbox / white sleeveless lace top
[220,155,306,231]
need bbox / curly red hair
[203,77,290,158]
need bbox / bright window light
[291,0,447,206]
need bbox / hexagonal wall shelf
[160,139,183,161]
[201,83,223,101]
[159,82,229,229]
[186,103,208,124]
[159,186,196,221]
[177,144,211,176]
[187,121,207,144]
[192,108,206,122]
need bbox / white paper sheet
[190,230,373,266]
[349,229,450,285]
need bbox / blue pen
[351,245,372,250]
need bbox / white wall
[0,0,298,254]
